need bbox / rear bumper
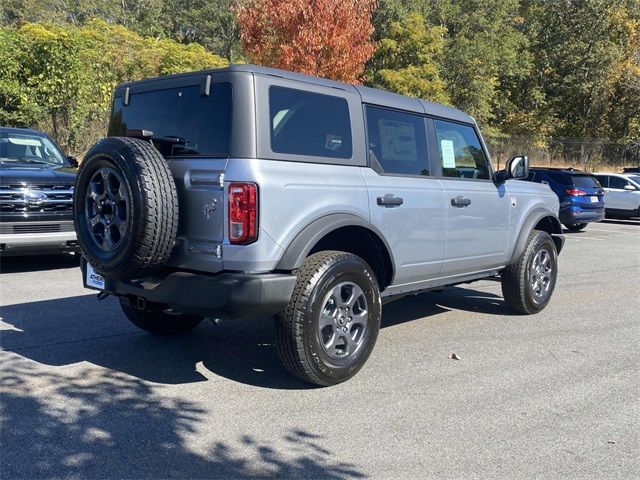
[84,262,297,320]
[559,208,605,225]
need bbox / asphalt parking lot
[1,219,639,479]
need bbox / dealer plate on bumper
[85,262,105,290]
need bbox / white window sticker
[325,134,342,150]
[441,139,456,168]
[86,263,105,290]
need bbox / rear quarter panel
[223,158,370,272]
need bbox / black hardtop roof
[115,64,474,124]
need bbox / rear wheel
[564,223,587,232]
[275,251,381,386]
[501,230,558,315]
[119,298,203,335]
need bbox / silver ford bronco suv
[75,65,564,386]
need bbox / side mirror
[507,155,529,180]
[67,156,79,167]
[624,184,636,191]
[496,155,529,182]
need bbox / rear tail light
[228,182,258,244]
[565,188,587,196]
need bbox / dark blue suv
[524,168,605,231]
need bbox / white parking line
[587,227,640,234]
[563,235,604,241]
[600,222,640,229]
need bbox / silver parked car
[593,172,640,218]
[74,65,564,386]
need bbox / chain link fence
[485,136,640,173]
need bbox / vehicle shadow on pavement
[383,287,510,322]
[0,361,364,479]
[1,287,509,390]
[0,254,79,274]
[1,293,311,390]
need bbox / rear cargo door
[108,77,234,273]
[167,159,227,272]
[571,174,605,212]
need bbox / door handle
[451,196,471,207]
[377,195,404,206]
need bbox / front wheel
[501,230,558,315]
[275,251,381,386]
[120,298,204,335]
[565,223,587,232]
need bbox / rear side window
[108,83,232,157]
[365,106,428,176]
[434,120,490,180]
[608,176,630,189]
[572,175,600,188]
[594,175,609,187]
[269,86,352,159]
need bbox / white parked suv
[593,173,640,218]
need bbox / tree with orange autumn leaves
[236,0,377,84]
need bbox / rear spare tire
[73,137,178,280]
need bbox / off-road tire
[120,298,203,335]
[275,251,381,386]
[501,230,558,315]
[565,223,587,232]
[74,137,178,280]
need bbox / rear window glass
[269,86,352,159]
[572,175,600,188]
[108,83,232,157]
[545,172,571,184]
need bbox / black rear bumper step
[83,262,297,320]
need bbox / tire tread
[501,230,555,314]
[276,251,370,386]
[75,137,178,279]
